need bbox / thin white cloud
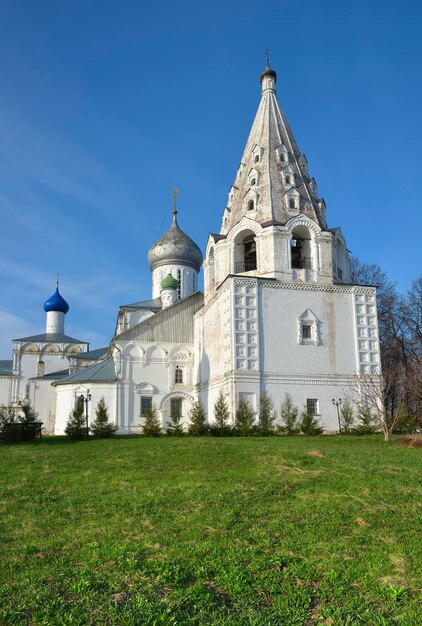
[0,311,39,356]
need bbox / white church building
[0,61,381,434]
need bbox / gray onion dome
[148,211,203,272]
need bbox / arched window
[285,175,291,184]
[37,361,45,377]
[25,383,30,400]
[289,198,295,209]
[254,154,260,163]
[280,154,285,162]
[175,366,183,384]
[247,199,254,211]
[251,178,256,186]
[291,226,313,270]
[243,235,257,271]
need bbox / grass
[0,435,421,625]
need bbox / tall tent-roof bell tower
[203,54,350,299]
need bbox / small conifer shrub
[166,402,184,436]
[20,401,38,424]
[188,399,208,436]
[235,398,255,436]
[142,404,162,436]
[300,407,324,436]
[90,397,117,438]
[353,404,376,435]
[340,399,355,434]
[65,400,87,439]
[258,392,276,436]
[279,393,299,435]
[210,390,232,436]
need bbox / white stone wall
[55,383,116,435]
[196,276,380,432]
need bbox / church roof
[119,297,163,311]
[30,369,70,381]
[0,360,13,376]
[116,291,204,344]
[13,333,87,344]
[147,211,203,272]
[221,61,327,234]
[52,357,116,386]
[70,347,108,360]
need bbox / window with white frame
[306,398,319,415]
[175,366,183,384]
[298,309,320,345]
[140,396,153,417]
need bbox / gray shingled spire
[221,61,327,234]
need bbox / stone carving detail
[354,293,379,373]
[234,283,258,371]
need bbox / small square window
[140,396,152,416]
[302,325,312,339]
[306,398,318,415]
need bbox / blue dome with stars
[43,287,69,314]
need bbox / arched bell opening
[234,230,257,273]
[290,225,313,270]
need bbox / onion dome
[260,50,277,84]
[160,274,179,291]
[43,286,69,314]
[148,211,203,272]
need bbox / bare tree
[348,367,405,442]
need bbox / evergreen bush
[210,390,232,436]
[65,401,87,439]
[300,407,324,436]
[166,402,184,436]
[90,397,117,438]
[279,393,299,435]
[235,398,255,436]
[340,399,355,434]
[258,392,276,436]
[353,404,376,435]
[142,404,162,436]
[188,399,208,435]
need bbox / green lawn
[0,436,421,625]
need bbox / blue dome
[43,288,69,314]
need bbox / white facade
[0,62,380,434]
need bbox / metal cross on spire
[172,187,179,215]
[266,48,270,68]
[56,272,59,289]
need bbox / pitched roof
[119,297,162,311]
[116,291,204,344]
[53,358,116,386]
[13,333,87,344]
[30,369,70,381]
[0,360,13,376]
[71,347,109,360]
[221,65,327,234]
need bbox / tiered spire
[221,55,327,234]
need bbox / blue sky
[0,0,421,355]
